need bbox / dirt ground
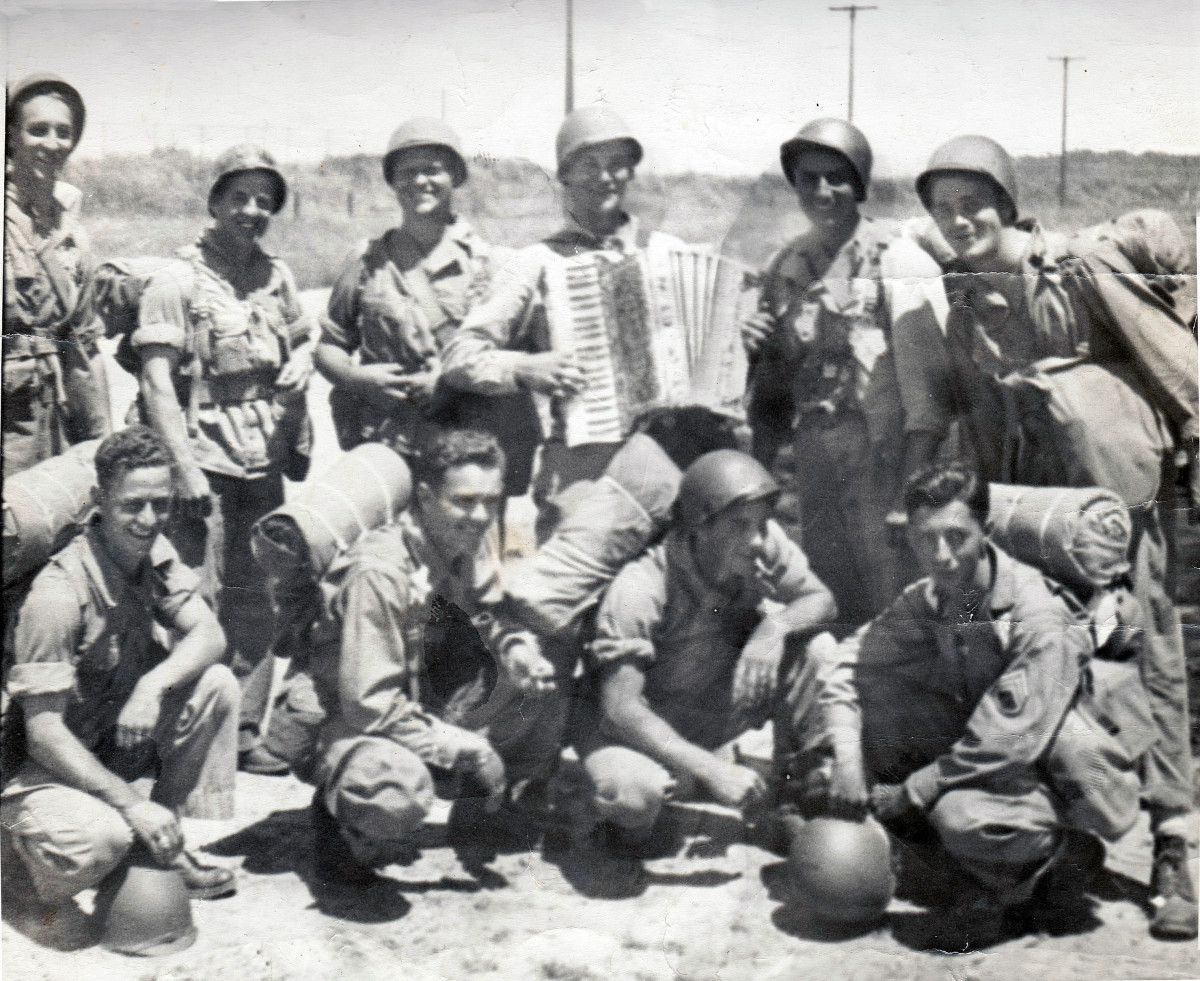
[4,295,1200,980]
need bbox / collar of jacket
[75,523,174,611]
[922,542,1021,623]
[545,211,640,254]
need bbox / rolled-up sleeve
[586,551,666,673]
[8,568,82,699]
[441,247,545,395]
[131,262,192,352]
[320,251,364,353]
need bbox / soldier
[314,118,539,495]
[575,450,838,852]
[4,73,110,480]
[1,426,237,905]
[132,146,316,776]
[901,137,1197,940]
[741,119,942,628]
[820,463,1163,941]
[441,105,706,544]
[263,429,564,886]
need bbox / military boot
[1149,834,1198,940]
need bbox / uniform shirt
[822,543,1091,810]
[306,512,536,771]
[7,528,202,755]
[133,229,306,479]
[757,217,940,444]
[321,219,501,452]
[587,519,826,747]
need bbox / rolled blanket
[3,439,100,586]
[987,483,1132,593]
[505,433,682,639]
[251,441,411,582]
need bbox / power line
[1048,55,1084,206]
[829,5,877,122]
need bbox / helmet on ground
[382,117,468,187]
[321,736,435,865]
[916,135,1018,225]
[785,815,895,925]
[207,144,287,216]
[779,118,872,201]
[675,450,780,528]
[94,860,197,957]
[6,73,86,150]
[555,105,644,180]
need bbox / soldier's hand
[275,344,315,392]
[121,800,184,865]
[354,363,420,406]
[514,352,585,398]
[731,637,783,718]
[458,739,507,812]
[702,759,767,811]
[178,466,212,518]
[502,644,557,697]
[827,758,870,819]
[741,310,777,357]
[869,781,914,821]
[396,370,439,403]
[115,682,163,749]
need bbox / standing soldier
[442,105,702,544]
[132,146,315,776]
[4,74,110,480]
[904,135,1198,940]
[314,118,539,497]
[741,119,941,628]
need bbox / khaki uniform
[822,544,1152,899]
[132,229,312,751]
[3,180,109,479]
[579,520,833,833]
[750,218,940,626]
[265,513,566,863]
[1,529,238,902]
[322,220,538,491]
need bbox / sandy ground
[4,291,1200,980]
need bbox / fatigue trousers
[792,412,915,631]
[168,471,284,754]
[578,634,836,835]
[0,665,239,902]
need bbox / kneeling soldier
[2,426,238,903]
[265,429,564,884]
[576,450,838,851]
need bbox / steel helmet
[94,860,197,957]
[555,105,644,180]
[916,135,1019,225]
[6,73,86,151]
[675,450,780,528]
[780,118,872,201]
[382,117,468,187]
[207,144,287,216]
[785,815,895,925]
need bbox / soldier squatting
[3,71,1199,955]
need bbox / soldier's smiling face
[791,147,859,235]
[210,170,277,245]
[8,93,75,188]
[417,462,504,560]
[389,147,456,220]
[561,140,636,229]
[926,173,1007,268]
[95,465,175,574]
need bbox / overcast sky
[4,0,1197,177]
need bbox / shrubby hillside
[68,147,1197,289]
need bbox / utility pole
[1048,55,1084,205]
[565,0,575,114]
[829,5,876,122]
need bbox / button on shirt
[587,519,826,746]
[7,528,202,755]
[822,544,1092,809]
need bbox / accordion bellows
[545,233,756,447]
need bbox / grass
[68,147,1198,290]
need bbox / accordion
[544,234,756,447]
